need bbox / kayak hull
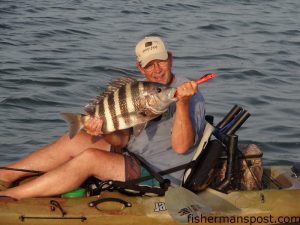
[1,166,300,225]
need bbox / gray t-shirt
[127,76,206,185]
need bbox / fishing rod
[195,73,216,85]
[0,167,44,175]
[174,73,217,97]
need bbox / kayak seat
[181,122,225,192]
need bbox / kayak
[1,105,300,225]
[1,165,300,225]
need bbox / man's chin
[153,78,166,84]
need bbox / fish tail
[61,113,85,138]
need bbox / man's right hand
[84,116,104,136]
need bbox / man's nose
[153,62,162,73]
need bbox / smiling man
[0,36,206,200]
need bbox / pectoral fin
[133,123,147,137]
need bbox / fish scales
[131,81,143,112]
[131,82,144,125]
[119,84,130,127]
[100,82,143,133]
[125,83,135,114]
[103,87,129,133]
[103,95,114,132]
[119,82,140,129]
[97,101,106,131]
[113,88,126,131]
[108,92,119,131]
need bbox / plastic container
[61,188,86,198]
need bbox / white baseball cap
[135,36,168,68]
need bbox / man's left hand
[176,81,198,103]
[84,116,104,136]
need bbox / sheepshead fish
[62,77,177,138]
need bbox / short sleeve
[189,87,206,146]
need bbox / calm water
[0,0,299,166]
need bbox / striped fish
[62,77,177,138]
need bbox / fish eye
[156,87,162,93]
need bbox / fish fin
[85,77,138,114]
[133,122,147,137]
[106,77,137,92]
[108,77,137,88]
[61,113,85,138]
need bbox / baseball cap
[135,36,168,68]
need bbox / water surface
[0,0,299,165]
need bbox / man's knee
[80,148,107,160]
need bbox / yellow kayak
[2,106,299,225]
[1,166,300,225]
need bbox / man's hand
[176,81,198,103]
[84,116,104,136]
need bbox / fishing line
[0,167,44,175]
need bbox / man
[0,36,205,200]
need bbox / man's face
[138,55,173,85]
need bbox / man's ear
[136,61,146,75]
[168,52,173,67]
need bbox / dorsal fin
[85,77,137,115]
[99,77,137,99]
[108,77,137,89]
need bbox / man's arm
[171,81,198,154]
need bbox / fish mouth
[169,88,177,101]
[146,88,177,114]
[148,106,168,115]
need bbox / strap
[110,161,194,196]
[121,161,194,186]
[108,154,194,195]
[127,150,167,186]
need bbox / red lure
[174,73,217,97]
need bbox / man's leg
[0,131,111,184]
[0,148,125,199]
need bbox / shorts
[110,146,141,181]
[110,146,160,187]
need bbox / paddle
[165,187,212,223]
[165,186,243,224]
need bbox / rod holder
[225,110,251,135]
[216,135,239,192]
[216,105,243,129]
